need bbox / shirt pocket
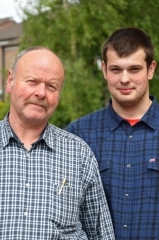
[48,183,80,226]
[147,159,159,200]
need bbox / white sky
[0,0,79,22]
[0,0,28,22]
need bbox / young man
[66,27,158,239]
[0,46,115,239]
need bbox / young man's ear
[148,60,157,80]
[102,61,107,79]
[6,70,14,93]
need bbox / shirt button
[127,164,131,168]
[129,135,133,139]
[123,225,127,228]
[26,153,30,158]
[125,194,129,197]
[24,212,28,217]
[26,183,30,187]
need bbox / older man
[0,46,114,239]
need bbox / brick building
[0,17,23,100]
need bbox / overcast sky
[0,0,27,22]
[0,0,80,22]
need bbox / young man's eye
[130,68,140,72]
[111,68,121,73]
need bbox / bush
[0,101,10,120]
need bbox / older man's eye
[47,85,57,91]
[27,80,36,83]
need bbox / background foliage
[1,0,159,127]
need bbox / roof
[0,18,23,46]
[0,17,14,25]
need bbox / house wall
[0,18,22,101]
[0,45,19,100]
[2,46,19,100]
[0,47,2,90]
[0,46,4,99]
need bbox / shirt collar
[107,99,123,131]
[141,95,158,129]
[0,113,15,148]
[0,113,53,149]
[41,124,57,150]
[107,95,158,131]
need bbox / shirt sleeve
[65,123,75,133]
[79,146,115,240]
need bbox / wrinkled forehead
[16,49,64,77]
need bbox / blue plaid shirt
[0,114,115,240]
[66,95,159,240]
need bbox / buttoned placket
[121,126,134,239]
[22,149,31,222]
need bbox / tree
[19,0,159,127]
[19,0,123,127]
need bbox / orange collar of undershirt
[124,118,140,126]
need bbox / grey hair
[11,46,62,74]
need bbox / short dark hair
[102,27,154,68]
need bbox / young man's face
[102,48,156,109]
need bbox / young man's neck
[111,98,152,119]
